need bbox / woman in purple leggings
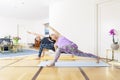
[47,26,99,66]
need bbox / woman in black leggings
[27,31,56,59]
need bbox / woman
[47,26,99,66]
[27,31,56,59]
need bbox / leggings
[53,43,98,62]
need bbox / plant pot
[13,39,19,45]
[111,43,119,50]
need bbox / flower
[109,29,118,44]
[109,29,116,35]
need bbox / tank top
[56,36,73,48]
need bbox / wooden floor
[0,54,120,80]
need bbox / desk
[106,49,120,62]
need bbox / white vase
[111,43,119,50]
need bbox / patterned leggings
[53,43,98,62]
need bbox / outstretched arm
[27,31,44,37]
[48,26,61,36]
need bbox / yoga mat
[38,61,110,67]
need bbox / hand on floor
[46,61,55,67]
[41,55,44,57]
[35,57,41,60]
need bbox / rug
[0,49,38,58]
[38,61,110,67]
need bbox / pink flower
[109,29,116,35]
[109,29,118,44]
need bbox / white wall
[98,1,120,59]
[0,16,48,43]
[49,0,96,54]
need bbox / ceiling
[0,0,111,20]
[0,0,51,20]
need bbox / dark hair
[49,35,56,43]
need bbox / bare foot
[46,62,55,67]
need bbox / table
[11,44,23,52]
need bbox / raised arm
[48,26,61,36]
[27,31,44,37]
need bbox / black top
[41,37,55,44]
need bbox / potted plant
[109,29,119,50]
[13,36,21,44]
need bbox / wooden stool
[106,49,120,62]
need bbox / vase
[111,43,119,50]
